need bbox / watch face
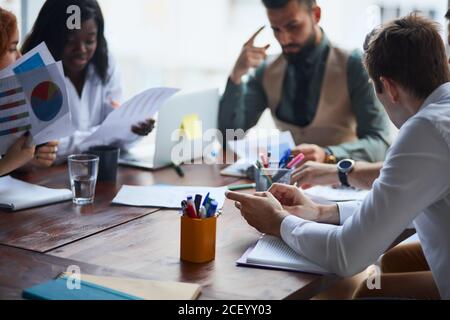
[339,160,353,169]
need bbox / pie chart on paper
[30,81,63,122]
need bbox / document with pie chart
[0,59,71,154]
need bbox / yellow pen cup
[180,215,217,263]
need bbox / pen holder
[255,167,292,192]
[180,216,217,263]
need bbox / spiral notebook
[237,235,328,275]
[0,176,72,211]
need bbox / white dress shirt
[280,83,450,299]
[56,54,123,160]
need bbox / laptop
[119,88,220,170]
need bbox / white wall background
[2,0,448,134]
[94,0,448,99]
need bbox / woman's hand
[31,141,59,167]
[0,134,35,175]
[131,118,155,136]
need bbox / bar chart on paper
[0,85,30,137]
[30,81,63,122]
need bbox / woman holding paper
[0,7,58,175]
[21,0,155,161]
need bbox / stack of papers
[237,235,328,275]
[112,185,227,209]
[0,176,72,211]
[0,42,74,154]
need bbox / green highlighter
[227,183,256,191]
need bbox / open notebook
[237,235,328,275]
[0,176,72,211]
[23,273,201,300]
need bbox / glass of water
[68,154,99,205]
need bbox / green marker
[227,183,256,191]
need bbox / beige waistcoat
[262,46,358,146]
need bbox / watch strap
[338,170,350,187]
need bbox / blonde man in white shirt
[21,0,155,161]
[226,14,450,299]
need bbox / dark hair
[21,0,109,83]
[262,0,316,10]
[446,9,450,20]
[0,7,17,57]
[363,14,450,99]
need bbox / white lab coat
[56,54,131,161]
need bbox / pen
[206,200,218,218]
[286,153,305,169]
[260,153,269,168]
[171,162,184,177]
[228,183,256,191]
[181,200,188,216]
[186,196,198,218]
[194,194,202,213]
[202,192,210,207]
[278,148,291,168]
[255,160,263,170]
[199,206,207,219]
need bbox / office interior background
[1,0,448,131]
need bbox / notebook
[0,176,72,211]
[237,235,328,275]
[23,273,201,300]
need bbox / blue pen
[279,148,291,168]
[202,192,210,207]
[206,200,218,218]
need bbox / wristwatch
[337,159,355,187]
[324,148,337,164]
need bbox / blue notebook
[22,277,143,300]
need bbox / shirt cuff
[280,215,308,243]
[225,77,244,96]
[326,145,349,162]
[337,201,362,225]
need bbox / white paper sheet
[81,87,179,149]
[304,185,370,202]
[33,112,75,145]
[0,176,72,211]
[112,185,227,209]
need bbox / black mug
[87,146,120,182]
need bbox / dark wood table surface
[0,163,341,300]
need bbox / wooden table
[0,163,339,300]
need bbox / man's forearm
[318,204,340,225]
[348,162,383,190]
[328,135,389,163]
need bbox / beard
[282,28,317,64]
